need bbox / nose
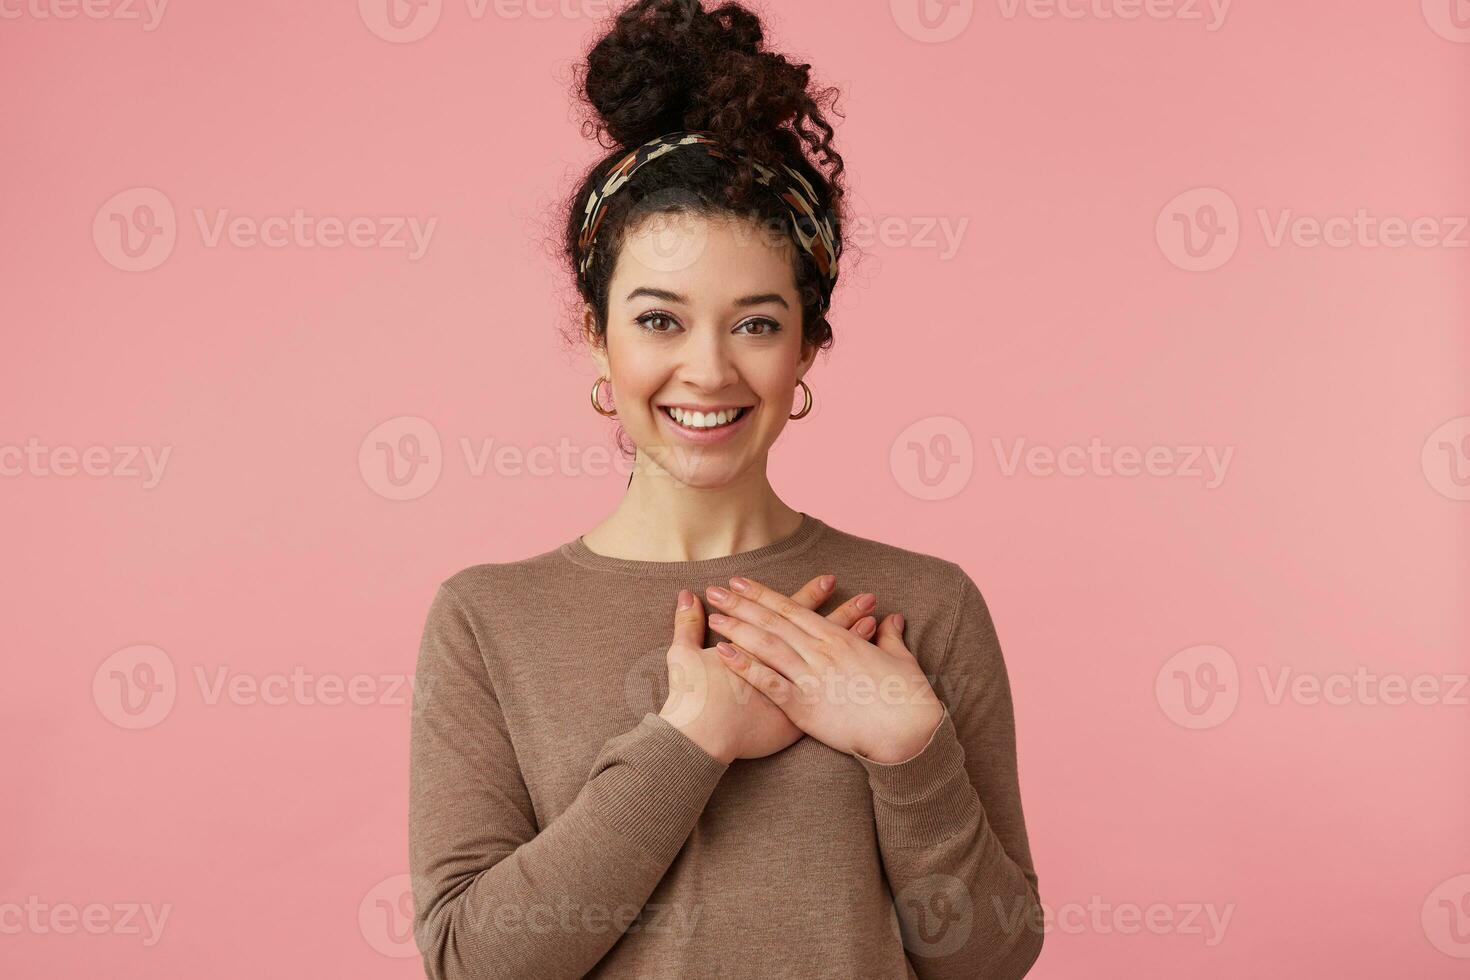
[675,322,740,392]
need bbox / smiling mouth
[659,406,752,431]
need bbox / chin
[642,444,752,487]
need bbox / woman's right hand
[659,575,878,764]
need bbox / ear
[584,304,609,376]
[795,336,818,380]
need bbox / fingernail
[856,593,877,612]
[894,614,905,631]
[728,576,750,592]
[707,586,729,603]
[717,642,740,660]
[677,589,692,610]
[859,618,876,637]
[709,613,729,627]
[819,574,835,591]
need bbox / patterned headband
[575,130,841,314]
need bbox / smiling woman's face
[587,209,816,488]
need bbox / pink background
[3,1,1467,977]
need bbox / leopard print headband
[575,130,841,314]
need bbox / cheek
[745,362,797,404]
[605,346,663,402]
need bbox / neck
[580,454,803,562]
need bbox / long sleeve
[409,581,729,980]
[851,564,1044,979]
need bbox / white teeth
[666,406,747,430]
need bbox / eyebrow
[625,287,789,310]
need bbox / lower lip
[656,406,754,445]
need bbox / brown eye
[635,312,678,334]
[735,318,782,336]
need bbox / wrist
[856,705,946,765]
[659,707,735,766]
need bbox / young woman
[408,2,1043,977]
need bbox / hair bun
[580,0,820,166]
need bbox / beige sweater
[409,512,1043,979]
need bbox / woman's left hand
[704,575,946,763]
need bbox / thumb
[670,589,705,650]
[873,612,909,657]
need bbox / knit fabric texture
[409,512,1043,979]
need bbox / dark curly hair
[558,0,850,461]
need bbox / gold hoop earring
[590,376,617,418]
[789,379,813,420]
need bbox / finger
[828,592,878,632]
[707,584,817,666]
[872,612,908,656]
[669,589,704,650]
[724,576,846,645]
[722,575,848,669]
[783,575,871,637]
[706,608,810,684]
[787,573,837,611]
[716,642,801,712]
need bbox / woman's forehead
[611,213,800,301]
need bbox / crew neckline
[559,511,827,577]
